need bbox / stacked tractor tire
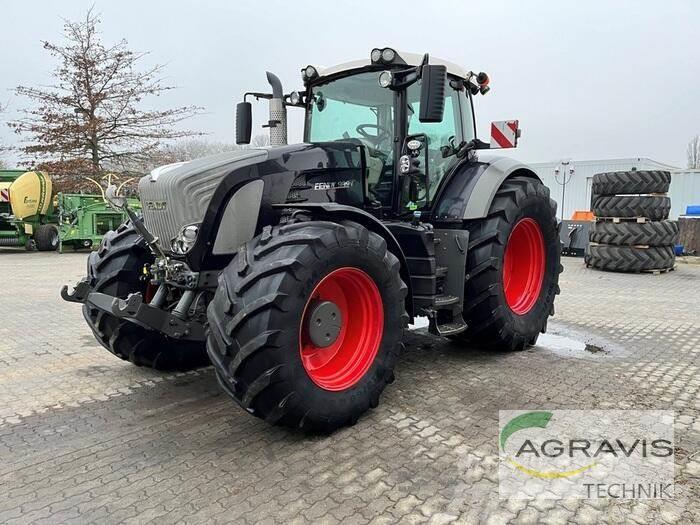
[586,170,678,273]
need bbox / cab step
[429,316,468,336]
[434,294,459,307]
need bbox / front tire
[206,220,408,433]
[82,222,209,371]
[451,176,561,351]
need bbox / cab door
[405,81,471,209]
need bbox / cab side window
[407,84,463,199]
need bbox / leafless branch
[9,7,203,190]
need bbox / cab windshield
[305,70,475,209]
[306,71,395,205]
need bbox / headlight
[170,223,200,254]
[289,91,302,105]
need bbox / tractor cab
[237,48,518,217]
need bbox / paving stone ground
[0,250,698,524]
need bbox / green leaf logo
[500,411,553,451]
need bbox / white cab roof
[316,50,469,80]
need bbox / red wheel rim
[502,218,545,315]
[299,267,384,391]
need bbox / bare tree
[688,135,700,169]
[250,134,270,147]
[144,139,239,168]
[9,8,203,190]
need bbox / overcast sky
[2,0,698,168]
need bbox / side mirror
[418,65,447,123]
[489,120,520,149]
[236,101,252,144]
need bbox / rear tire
[450,176,562,351]
[35,224,59,251]
[592,170,670,195]
[82,221,209,371]
[592,195,670,220]
[207,220,408,433]
[585,244,675,272]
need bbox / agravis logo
[498,410,674,499]
[500,411,597,479]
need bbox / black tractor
[63,49,561,433]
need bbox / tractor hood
[138,148,269,250]
[138,141,367,269]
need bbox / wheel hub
[503,218,546,315]
[299,267,384,391]
[307,300,342,348]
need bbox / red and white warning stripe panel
[0,189,10,202]
[490,120,519,149]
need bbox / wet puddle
[533,328,621,359]
[410,317,622,359]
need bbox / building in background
[529,158,700,220]
[669,169,700,219]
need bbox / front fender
[275,203,414,319]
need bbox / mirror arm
[389,70,419,90]
[243,92,272,102]
[122,206,169,261]
[455,138,491,158]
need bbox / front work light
[378,71,393,88]
[289,91,302,105]
[371,47,399,64]
[381,48,396,63]
[303,65,318,81]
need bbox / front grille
[138,149,268,251]
[140,172,222,247]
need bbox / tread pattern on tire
[589,221,679,247]
[591,170,670,196]
[82,221,209,371]
[592,195,670,220]
[451,176,562,351]
[585,245,675,272]
[206,220,408,433]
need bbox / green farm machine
[0,169,137,252]
[0,170,59,250]
[57,192,140,251]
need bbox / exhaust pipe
[266,72,287,146]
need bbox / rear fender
[432,156,541,221]
[276,203,414,319]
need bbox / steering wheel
[356,124,391,143]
